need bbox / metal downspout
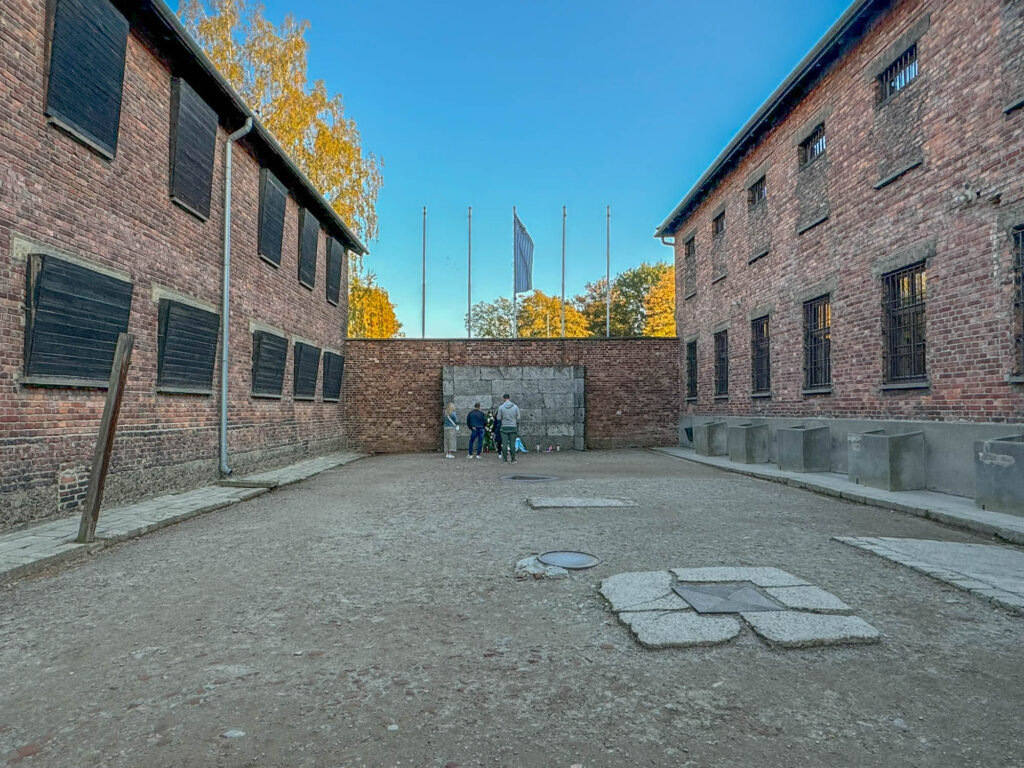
[220,117,253,476]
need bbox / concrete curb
[650,447,1024,546]
[0,454,365,586]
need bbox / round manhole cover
[502,474,558,482]
[537,550,600,569]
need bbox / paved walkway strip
[651,447,1024,546]
[0,452,364,585]
[835,536,1024,615]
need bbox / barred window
[748,176,767,209]
[684,237,697,298]
[686,340,697,398]
[883,262,927,382]
[714,331,729,397]
[1015,227,1024,371]
[712,212,726,239]
[878,44,918,103]
[799,123,826,168]
[803,295,831,389]
[751,316,770,394]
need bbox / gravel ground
[1,449,1022,768]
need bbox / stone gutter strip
[650,447,1024,546]
[0,452,365,585]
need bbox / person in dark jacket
[466,403,486,459]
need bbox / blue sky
[221,0,851,337]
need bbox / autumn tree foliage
[573,262,672,337]
[348,272,402,339]
[517,291,589,338]
[642,265,676,337]
[181,1,401,337]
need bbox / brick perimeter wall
[341,339,681,453]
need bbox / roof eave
[654,0,888,239]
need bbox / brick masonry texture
[669,0,1024,424]
[0,1,348,528]
[341,340,680,454]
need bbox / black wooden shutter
[46,0,128,157]
[298,209,319,288]
[258,169,287,266]
[293,341,321,399]
[169,78,218,220]
[251,330,287,396]
[24,255,133,383]
[157,299,219,392]
[326,237,342,305]
[322,351,344,401]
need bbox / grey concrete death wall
[443,366,584,451]
[680,414,1024,500]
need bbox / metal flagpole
[561,205,566,337]
[605,205,611,338]
[422,206,427,339]
[467,206,472,339]
[512,206,517,339]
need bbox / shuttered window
[251,330,287,397]
[298,209,319,288]
[24,255,133,385]
[293,342,321,400]
[323,351,344,401]
[258,169,287,266]
[326,238,343,305]
[169,78,218,220]
[46,0,128,158]
[157,299,219,393]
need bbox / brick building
[656,0,1024,500]
[0,0,365,528]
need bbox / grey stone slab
[763,586,852,614]
[537,378,572,394]
[673,583,783,613]
[742,611,880,648]
[619,611,742,649]
[529,497,635,509]
[546,424,574,437]
[672,566,810,587]
[600,571,689,612]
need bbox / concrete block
[618,611,742,649]
[573,435,585,451]
[741,611,880,648]
[974,435,1024,516]
[537,378,573,394]
[727,423,770,464]
[600,570,683,612]
[546,424,574,437]
[672,566,809,587]
[777,425,831,472]
[574,377,585,394]
[442,379,454,396]
[848,430,925,491]
[693,421,728,456]
[543,407,574,423]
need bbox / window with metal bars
[803,295,831,389]
[712,212,726,239]
[878,44,918,103]
[748,176,767,209]
[684,237,696,298]
[882,262,927,382]
[1015,227,1024,372]
[714,331,729,396]
[751,316,770,394]
[686,340,697,398]
[799,123,826,168]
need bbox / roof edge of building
[654,0,890,239]
[128,0,368,256]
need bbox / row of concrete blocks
[444,377,584,397]
[694,422,1024,515]
[445,392,581,412]
[444,365,583,382]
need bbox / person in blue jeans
[466,402,487,459]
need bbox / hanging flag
[514,213,534,294]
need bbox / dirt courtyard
[1,449,1022,767]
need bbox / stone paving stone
[600,571,689,613]
[741,611,880,648]
[671,566,810,587]
[618,611,741,649]
[763,586,852,614]
[527,497,636,509]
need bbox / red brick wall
[670,0,1024,423]
[341,339,680,453]
[0,1,348,527]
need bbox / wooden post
[77,332,134,544]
